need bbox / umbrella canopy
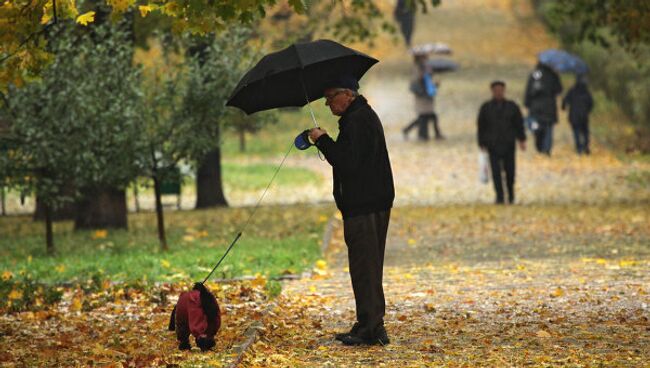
[538,49,588,74]
[426,58,459,73]
[227,40,378,115]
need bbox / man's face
[491,85,506,100]
[324,88,354,116]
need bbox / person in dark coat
[169,283,221,351]
[393,0,415,46]
[524,62,562,155]
[308,76,395,346]
[562,75,594,154]
[478,81,527,204]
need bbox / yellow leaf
[407,238,416,246]
[309,285,317,293]
[315,259,327,271]
[8,289,23,300]
[55,264,66,273]
[183,235,195,242]
[70,296,83,311]
[76,11,96,26]
[536,330,551,338]
[138,4,156,17]
[91,229,108,239]
[251,274,266,288]
[160,259,171,268]
[1,270,12,281]
[107,0,134,13]
[619,260,638,267]
[160,1,179,16]
[551,288,564,298]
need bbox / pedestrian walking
[562,75,594,155]
[403,52,444,140]
[524,62,562,155]
[478,81,527,204]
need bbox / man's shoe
[340,333,390,346]
[178,340,191,351]
[340,325,390,346]
[335,322,360,341]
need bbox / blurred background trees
[0,0,440,252]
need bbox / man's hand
[309,128,327,142]
[518,140,527,151]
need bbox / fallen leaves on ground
[0,280,270,367]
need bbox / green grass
[221,104,338,158]
[0,204,335,284]
[222,162,321,190]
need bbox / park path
[238,1,650,367]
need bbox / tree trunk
[44,203,54,255]
[195,147,228,208]
[152,174,168,251]
[74,186,128,230]
[1,186,5,216]
[239,129,246,153]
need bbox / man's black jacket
[524,63,563,125]
[315,96,395,219]
[477,98,526,153]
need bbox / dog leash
[202,141,295,284]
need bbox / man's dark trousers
[488,148,516,203]
[343,210,390,337]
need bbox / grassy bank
[0,204,335,284]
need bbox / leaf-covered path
[239,1,650,367]
[242,205,650,367]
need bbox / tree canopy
[0,0,440,90]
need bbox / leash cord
[202,141,295,284]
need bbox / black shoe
[179,340,191,351]
[340,325,390,346]
[335,322,360,341]
[495,198,505,205]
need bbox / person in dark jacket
[478,81,527,204]
[308,76,395,346]
[524,62,562,155]
[562,75,594,155]
[169,283,221,351]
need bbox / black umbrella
[426,58,460,73]
[226,40,378,116]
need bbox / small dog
[168,282,221,351]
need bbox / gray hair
[331,88,359,97]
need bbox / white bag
[478,151,489,184]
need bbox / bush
[0,270,63,313]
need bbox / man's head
[323,76,359,116]
[490,80,506,100]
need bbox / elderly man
[478,80,526,204]
[309,76,395,346]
